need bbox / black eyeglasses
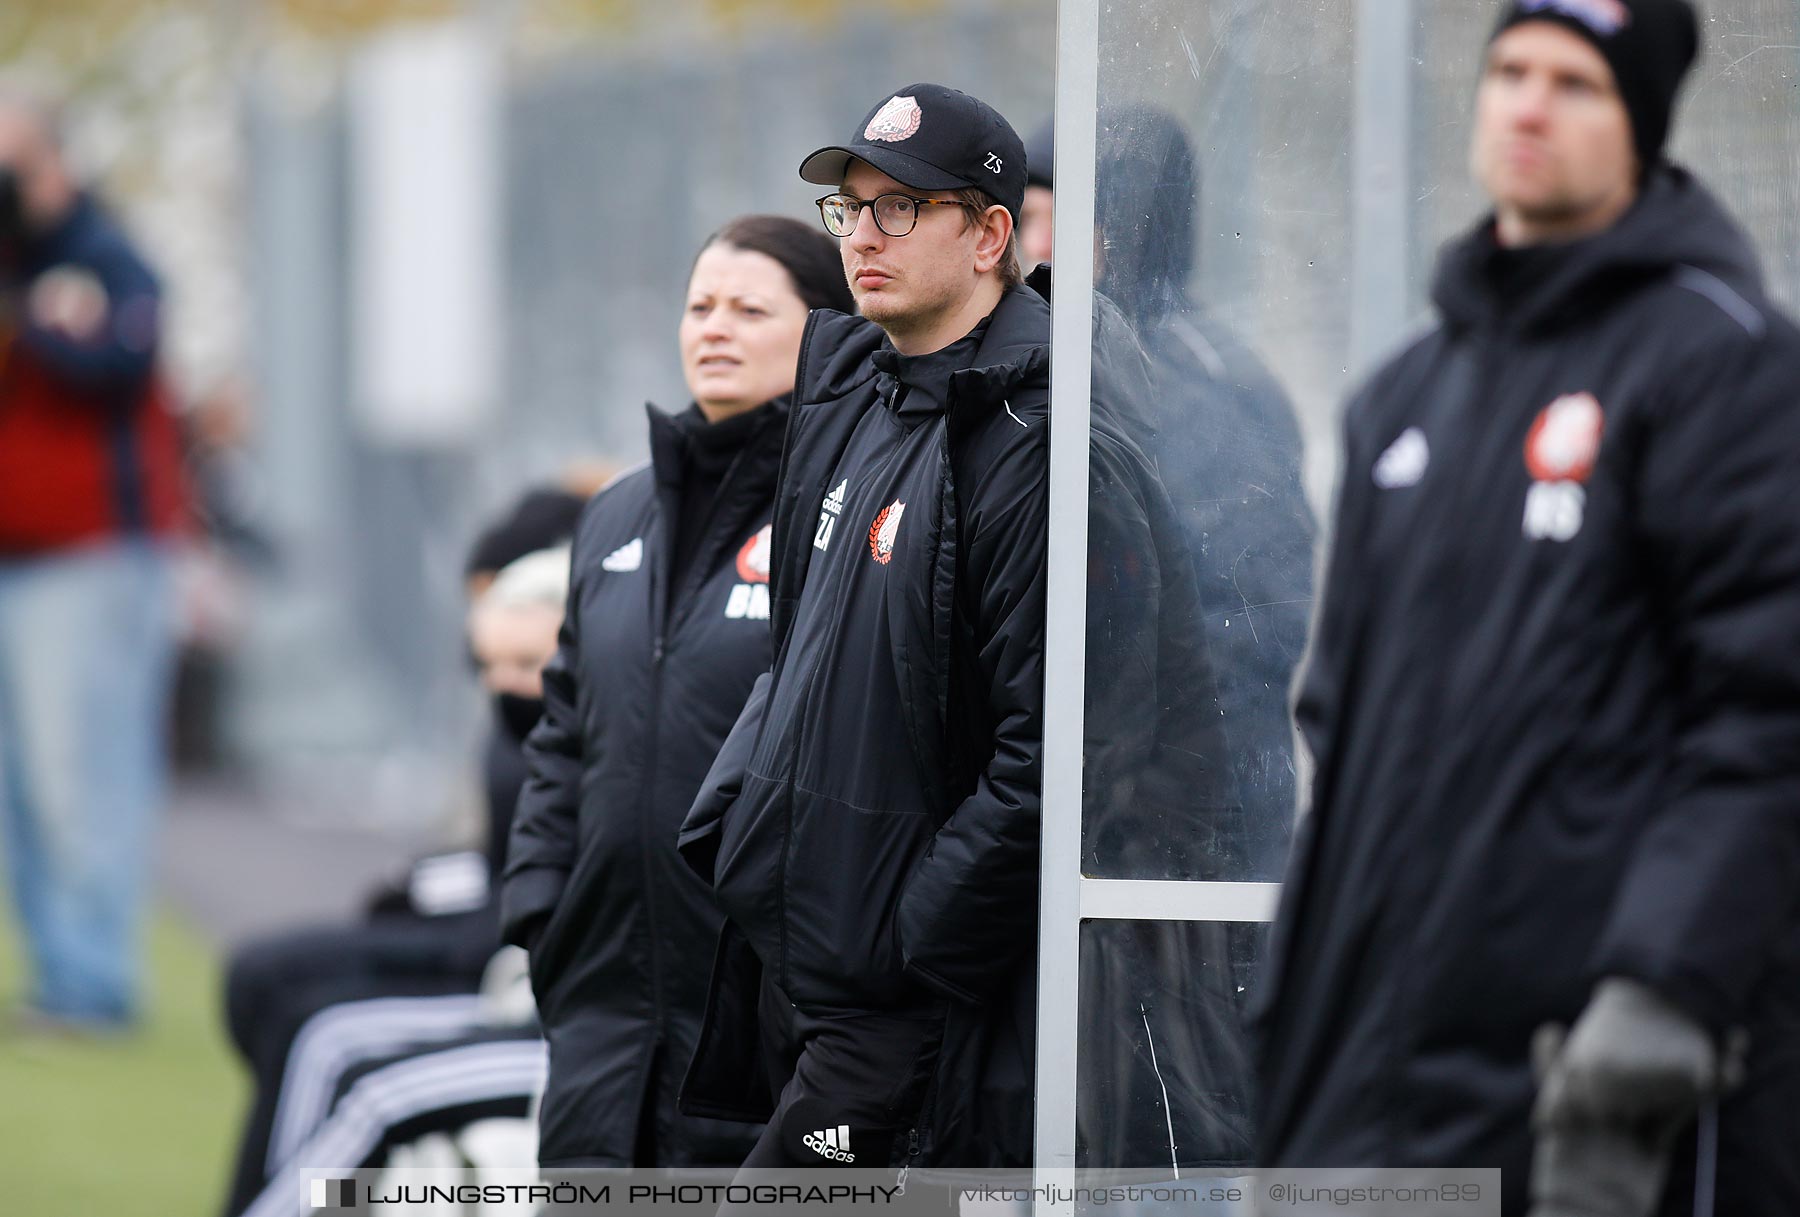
[816,192,975,238]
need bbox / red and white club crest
[1524,392,1605,484]
[868,500,906,565]
[864,95,923,144]
[736,525,772,584]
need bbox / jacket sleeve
[17,221,161,391]
[895,417,1048,1003]
[1252,386,1376,1036]
[1290,379,1385,801]
[676,669,771,882]
[1591,323,1800,1033]
[498,549,586,951]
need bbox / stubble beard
[858,279,953,348]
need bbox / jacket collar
[798,284,1050,418]
[946,284,1051,417]
[646,398,784,488]
[1431,164,1764,336]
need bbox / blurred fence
[234,0,1051,812]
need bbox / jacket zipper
[641,440,756,1045]
[644,415,764,1024]
[639,615,669,1062]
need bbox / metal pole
[1350,0,1415,375]
[1035,0,1099,1209]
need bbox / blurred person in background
[1014,105,1313,863]
[218,487,584,1216]
[0,79,187,1033]
[1094,104,1314,872]
[1255,5,1800,1215]
[1017,117,1054,269]
[238,547,572,1217]
[172,375,277,774]
[500,215,852,1170]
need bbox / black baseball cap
[798,84,1028,220]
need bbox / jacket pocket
[678,923,776,1124]
[784,785,935,1006]
[677,672,771,883]
[711,770,790,978]
[525,886,584,1017]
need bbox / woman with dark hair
[499,215,853,1168]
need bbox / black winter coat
[500,400,785,1168]
[1254,168,1800,1217]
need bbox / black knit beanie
[1490,0,1701,169]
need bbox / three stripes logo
[802,1123,856,1163]
[310,1177,355,1208]
[814,480,848,552]
[601,537,643,572]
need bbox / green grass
[0,905,247,1216]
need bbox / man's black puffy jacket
[1254,168,1800,1217]
[500,401,785,1168]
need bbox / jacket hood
[947,282,1051,411]
[1432,164,1765,335]
[1096,104,1199,325]
[797,310,886,404]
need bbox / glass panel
[1080,0,1346,883]
[1077,919,1269,1179]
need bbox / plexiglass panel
[1070,0,1347,1175]
[1080,0,1343,885]
[1077,919,1268,1179]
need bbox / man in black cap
[1253,4,1800,1216]
[675,84,1054,1173]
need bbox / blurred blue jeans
[0,539,176,1024]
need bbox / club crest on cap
[865,95,924,143]
[1517,0,1631,36]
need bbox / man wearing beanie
[1253,4,1800,1216]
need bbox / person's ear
[972,205,1013,275]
